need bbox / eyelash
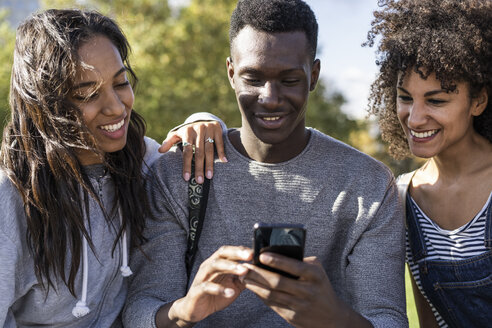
[73,81,130,102]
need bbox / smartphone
[253,222,306,279]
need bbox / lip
[97,115,128,139]
[254,113,288,129]
[408,128,440,142]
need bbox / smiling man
[123,1,407,327]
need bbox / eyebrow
[239,67,304,75]
[73,67,127,90]
[397,87,447,97]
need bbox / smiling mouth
[410,129,439,138]
[262,116,281,121]
[100,118,125,132]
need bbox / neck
[229,125,310,163]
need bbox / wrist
[156,299,195,328]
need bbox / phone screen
[253,223,306,279]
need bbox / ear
[471,87,488,116]
[309,59,321,92]
[226,57,235,90]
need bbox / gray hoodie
[0,137,161,328]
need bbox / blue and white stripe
[406,192,491,328]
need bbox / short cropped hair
[229,0,318,61]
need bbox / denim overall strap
[405,193,428,262]
[484,197,492,249]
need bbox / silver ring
[206,137,214,144]
[182,141,192,147]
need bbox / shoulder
[0,169,26,248]
[142,136,163,170]
[309,129,394,184]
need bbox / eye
[397,95,412,103]
[115,80,130,88]
[72,91,99,102]
[427,99,447,105]
[283,79,300,86]
[243,77,261,85]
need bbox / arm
[160,113,228,182]
[154,246,252,328]
[123,156,248,328]
[0,228,20,328]
[410,271,440,328]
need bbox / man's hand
[159,121,226,182]
[156,246,252,328]
[242,254,373,328]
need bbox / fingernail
[221,156,228,163]
[240,249,251,259]
[260,253,272,263]
[206,170,213,179]
[197,176,204,184]
[236,264,247,274]
[184,172,190,181]
[224,288,235,298]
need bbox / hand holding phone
[253,223,306,279]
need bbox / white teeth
[263,116,280,121]
[100,119,124,132]
[410,129,438,138]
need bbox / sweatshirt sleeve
[123,155,189,328]
[169,112,228,133]
[0,228,21,328]
[345,177,408,328]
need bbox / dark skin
[155,27,372,328]
[226,26,317,163]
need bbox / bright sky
[304,0,381,119]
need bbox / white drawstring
[72,236,90,317]
[119,207,133,277]
[71,205,132,318]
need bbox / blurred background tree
[0,0,420,176]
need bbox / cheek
[122,88,135,109]
[237,92,257,111]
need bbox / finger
[204,134,215,179]
[196,258,248,281]
[243,278,306,309]
[259,253,322,282]
[198,281,236,298]
[213,245,253,262]
[213,123,227,163]
[159,133,182,153]
[193,125,206,184]
[181,135,195,182]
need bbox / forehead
[231,26,311,70]
[75,35,124,80]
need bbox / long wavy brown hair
[364,0,492,159]
[1,9,149,295]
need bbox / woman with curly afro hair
[365,0,491,327]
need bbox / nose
[102,89,126,116]
[258,81,281,110]
[406,101,428,128]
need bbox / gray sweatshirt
[0,137,161,328]
[123,129,408,328]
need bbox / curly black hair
[229,0,318,61]
[364,0,492,159]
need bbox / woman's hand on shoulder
[159,121,226,182]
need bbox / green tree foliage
[5,0,418,174]
[0,9,15,134]
[42,0,362,143]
